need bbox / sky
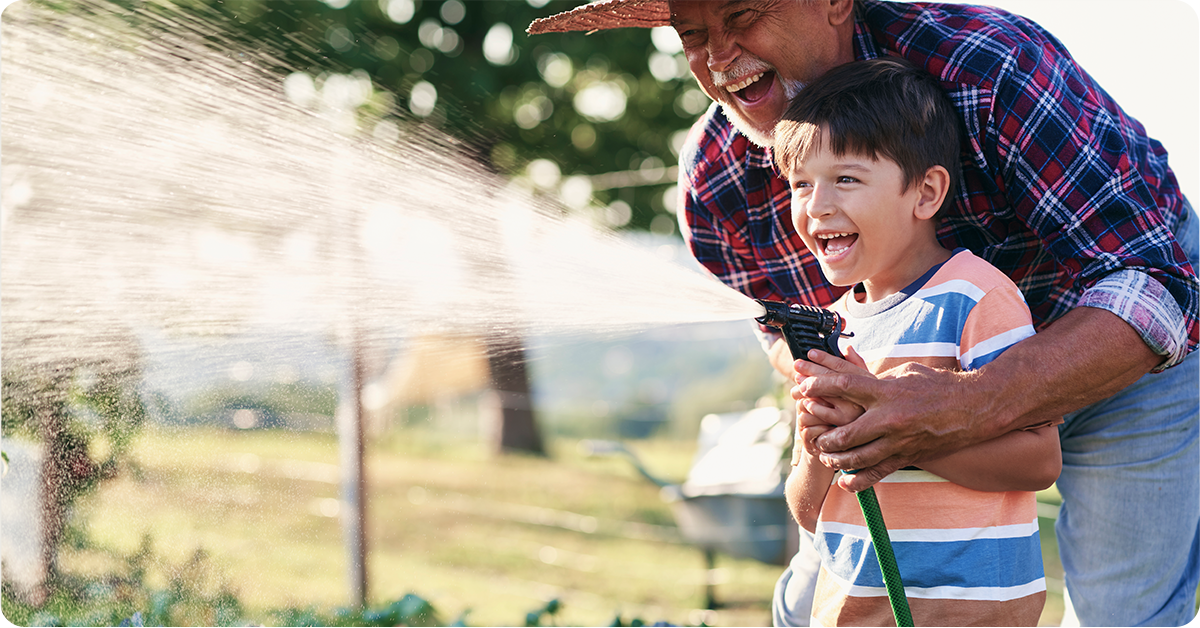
[978,0,1199,201]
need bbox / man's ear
[913,165,951,220]
[829,0,855,25]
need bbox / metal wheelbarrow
[581,405,795,608]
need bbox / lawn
[55,426,1067,626]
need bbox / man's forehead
[668,0,770,26]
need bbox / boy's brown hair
[774,56,962,208]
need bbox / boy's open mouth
[726,70,775,104]
[818,232,858,257]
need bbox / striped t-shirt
[810,249,1046,626]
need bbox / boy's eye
[837,176,859,184]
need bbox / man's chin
[720,79,804,148]
[722,105,775,148]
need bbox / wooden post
[337,327,368,608]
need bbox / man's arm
[801,306,1159,492]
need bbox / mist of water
[1,0,763,374]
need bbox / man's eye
[677,31,704,46]
[728,9,757,27]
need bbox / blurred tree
[181,0,705,455]
[195,0,702,233]
[4,0,152,575]
[1,347,147,600]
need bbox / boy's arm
[786,443,837,534]
[916,424,1061,492]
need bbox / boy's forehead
[784,125,881,164]
[791,151,881,171]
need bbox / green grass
[58,427,779,626]
[53,426,1068,626]
[35,422,1200,624]
[1036,486,1065,625]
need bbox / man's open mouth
[725,70,775,104]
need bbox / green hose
[850,478,914,627]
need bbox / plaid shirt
[680,0,1197,370]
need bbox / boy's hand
[793,347,871,455]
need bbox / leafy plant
[523,597,560,626]
[0,535,243,627]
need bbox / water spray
[1,0,763,611]
[753,299,914,627]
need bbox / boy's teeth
[726,72,765,93]
[817,233,855,254]
[826,240,851,253]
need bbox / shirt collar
[852,2,882,62]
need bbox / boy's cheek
[795,229,819,257]
[790,205,807,235]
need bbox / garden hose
[847,471,914,627]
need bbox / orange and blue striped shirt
[811,250,1045,626]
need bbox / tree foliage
[196,0,704,232]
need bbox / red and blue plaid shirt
[680,0,1197,369]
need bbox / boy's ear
[913,165,951,220]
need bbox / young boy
[773,57,1062,627]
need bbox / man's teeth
[726,72,765,93]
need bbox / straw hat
[526,0,671,35]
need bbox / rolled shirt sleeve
[1079,269,1190,370]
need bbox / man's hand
[793,307,1161,493]
[798,355,984,491]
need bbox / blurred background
[0,0,804,624]
[1,0,1195,626]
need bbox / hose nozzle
[753,298,851,360]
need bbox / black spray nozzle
[754,298,852,360]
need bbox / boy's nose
[806,184,837,218]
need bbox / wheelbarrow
[581,405,795,608]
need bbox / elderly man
[528,1,1199,626]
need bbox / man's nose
[706,29,738,73]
